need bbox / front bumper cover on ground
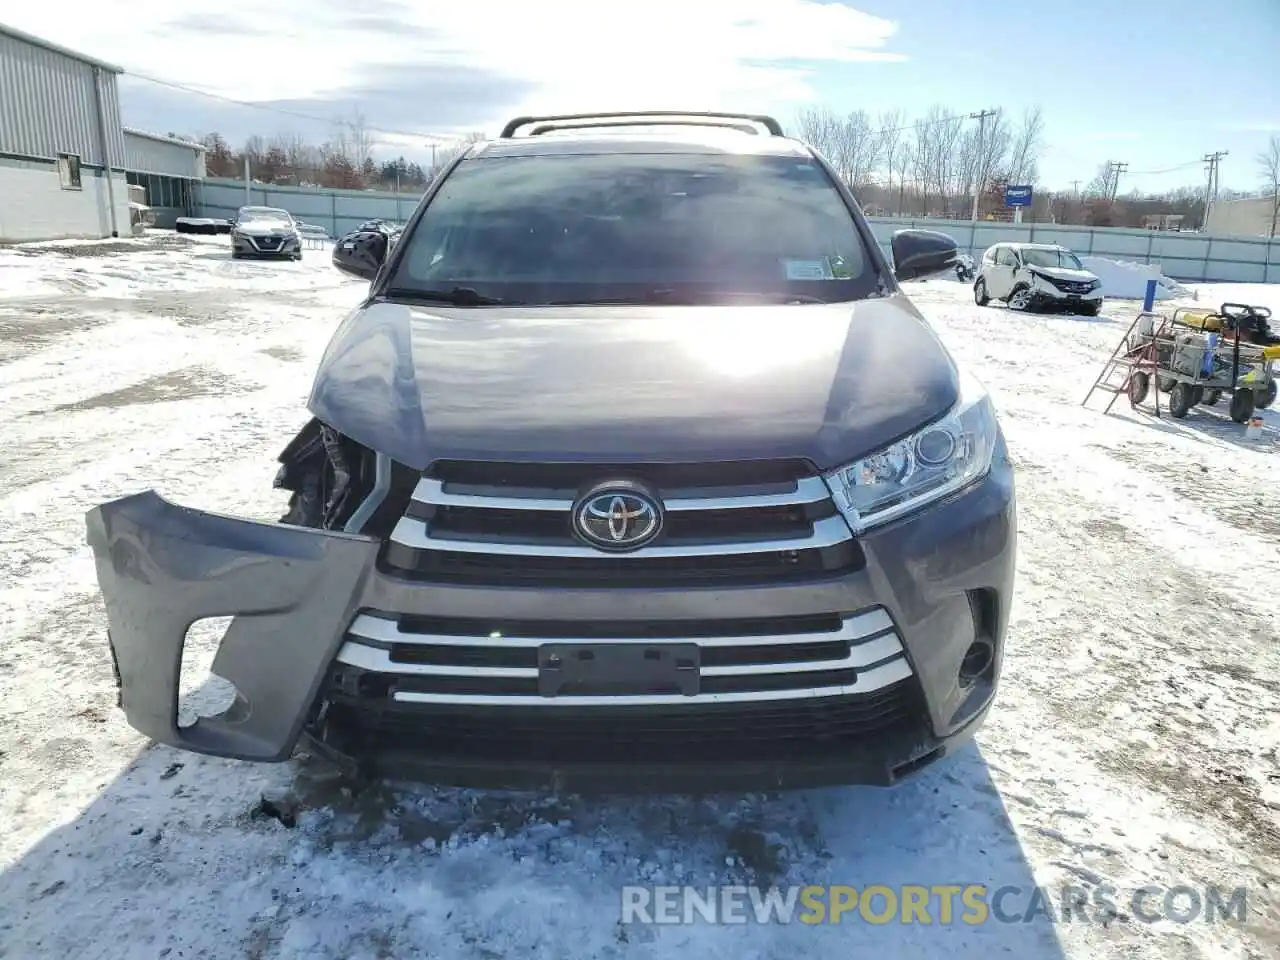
[86,492,379,761]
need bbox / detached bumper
[86,492,379,761]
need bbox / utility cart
[1084,302,1280,421]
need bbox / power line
[123,69,464,144]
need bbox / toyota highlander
[86,111,1017,793]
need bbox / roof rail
[527,119,763,136]
[499,111,784,139]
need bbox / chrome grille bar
[388,513,852,558]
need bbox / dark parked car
[86,112,1016,794]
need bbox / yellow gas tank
[1173,309,1223,331]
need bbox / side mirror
[332,228,389,281]
[891,229,959,282]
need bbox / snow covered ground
[0,234,1277,960]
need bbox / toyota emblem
[572,485,663,552]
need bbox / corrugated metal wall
[0,30,125,167]
[123,131,204,179]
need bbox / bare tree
[275,131,319,185]
[915,106,965,217]
[1006,106,1045,185]
[1257,134,1280,238]
[796,106,842,162]
[876,109,905,208]
[956,112,1010,216]
[1086,160,1115,198]
[893,140,912,215]
[835,110,882,189]
[911,112,938,215]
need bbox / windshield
[239,207,292,224]
[1022,248,1083,270]
[388,152,875,304]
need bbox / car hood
[237,220,294,234]
[307,297,960,473]
[1030,265,1096,283]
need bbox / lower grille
[381,459,863,586]
[321,682,923,763]
[330,605,913,706]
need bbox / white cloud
[3,0,904,136]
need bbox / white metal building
[1206,194,1280,240]
[0,23,208,241]
[123,128,206,228]
[0,23,130,242]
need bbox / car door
[987,246,1013,298]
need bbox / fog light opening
[958,638,995,687]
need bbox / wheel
[1259,377,1277,409]
[1203,388,1222,406]
[1007,285,1033,312]
[1191,386,1205,406]
[1128,372,1150,405]
[1077,301,1101,317]
[1168,382,1193,419]
[1157,375,1176,393]
[974,279,990,306]
[293,252,303,261]
[1229,389,1255,424]
[231,251,243,260]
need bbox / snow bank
[1079,256,1189,301]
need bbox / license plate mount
[538,643,700,697]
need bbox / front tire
[1078,301,1101,317]
[1168,382,1193,419]
[1007,285,1033,312]
[974,279,990,306]
[1230,389,1256,423]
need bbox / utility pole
[969,108,999,221]
[1070,179,1081,195]
[1109,162,1128,201]
[1202,151,1228,230]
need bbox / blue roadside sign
[1004,185,1033,207]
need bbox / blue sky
[824,0,1280,192]
[4,0,1278,194]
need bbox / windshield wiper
[544,290,830,306]
[384,286,518,306]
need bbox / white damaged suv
[973,242,1103,316]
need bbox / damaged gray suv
[86,112,1016,793]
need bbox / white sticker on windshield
[782,258,834,280]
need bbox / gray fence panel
[194,178,1280,282]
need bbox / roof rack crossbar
[500,111,784,139]
[526,119,763,136]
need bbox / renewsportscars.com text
[619,884,1249,926]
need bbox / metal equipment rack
[1083,302,1279,421]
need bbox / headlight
[822,370,998,534]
